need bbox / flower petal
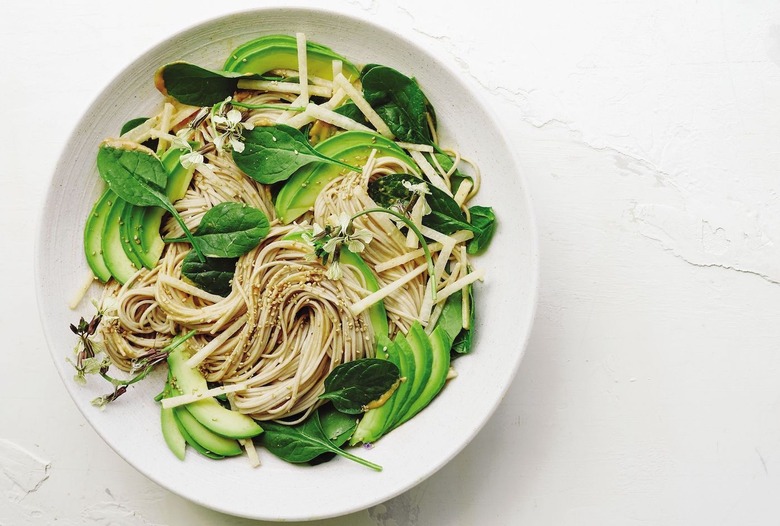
[226,109,243,125]
[230,136,245,153]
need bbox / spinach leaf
[180,251,237,296]
[307,405,358,466]
[425,187,472,235]
[319,359,400,414]
[191,202,269,258]
[467,206,497,255]
[367,172,418,210]
[318,405,358,447]
[433,285,475,355]
[367,173,471,235]
[261,412,381,471]
[361,65,433,144]
[96,141,203,260]
[233,125,358,184]
[436,289,464,344]
[155,62,251,106]
[333,102,369,127]
[452,284,475,355]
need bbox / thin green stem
[160,201,204,262]
[334,448,383,471]
[230,101,307,112]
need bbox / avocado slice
[395,325,452,427]
[350,335,402,445]
[173,406,243,457]
[391,322,433,428]
[173,411,225,460]
[101,198,141,284]
[223,34,359,81]
[160,376,187,460]
[384,332,416,430]
[167,347,263,439]
[125,147,195,269]
[84,190,115,282]
[275,131,416,224]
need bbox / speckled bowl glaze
[36,7,538,521]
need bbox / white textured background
[3,1,780,524]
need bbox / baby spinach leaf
[192,202,269,258]
[319,359,401,414]
[436,289,464,345]
[96,140,204,260]
[367,172,418,210]
[307,405,358,466]
[467,206,497,255]
[318,405,358,447]
[433,284,475,356]
[424,188,472,235]
[233,125,358,184]
[367,173,471,235]
[180,251,237,296]
[155,62,251,106]
[361,65,433,144]
[261,412,381,471]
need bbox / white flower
[209,97,250,154]
[326,260,343,280]
[226,108,243,126]
[322,236,341,255]
[171,129,192,150]
[328,212,352,236]
[180,150,204,169]
[346,228,373,253]
[213,133,225,153]
[229,136,245,153]
[402,180,430,195]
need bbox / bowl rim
[34,5,540,521]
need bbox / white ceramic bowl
[36,7,538,521]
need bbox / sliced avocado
[101,198,140,284]
[167,347,264,439]
[125,147,195,269]
[396,325,452,426]
[223,34,360,81]
[173,411,225,460]
[161,406,186,460]
[384,332,416,431]
[173,406,243,457]
[350,335,401,445]
[160,377,186,460]
[84,189,115,282]
[339,248,389,339]
[391,322,432,427]
[276,131,416,224]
